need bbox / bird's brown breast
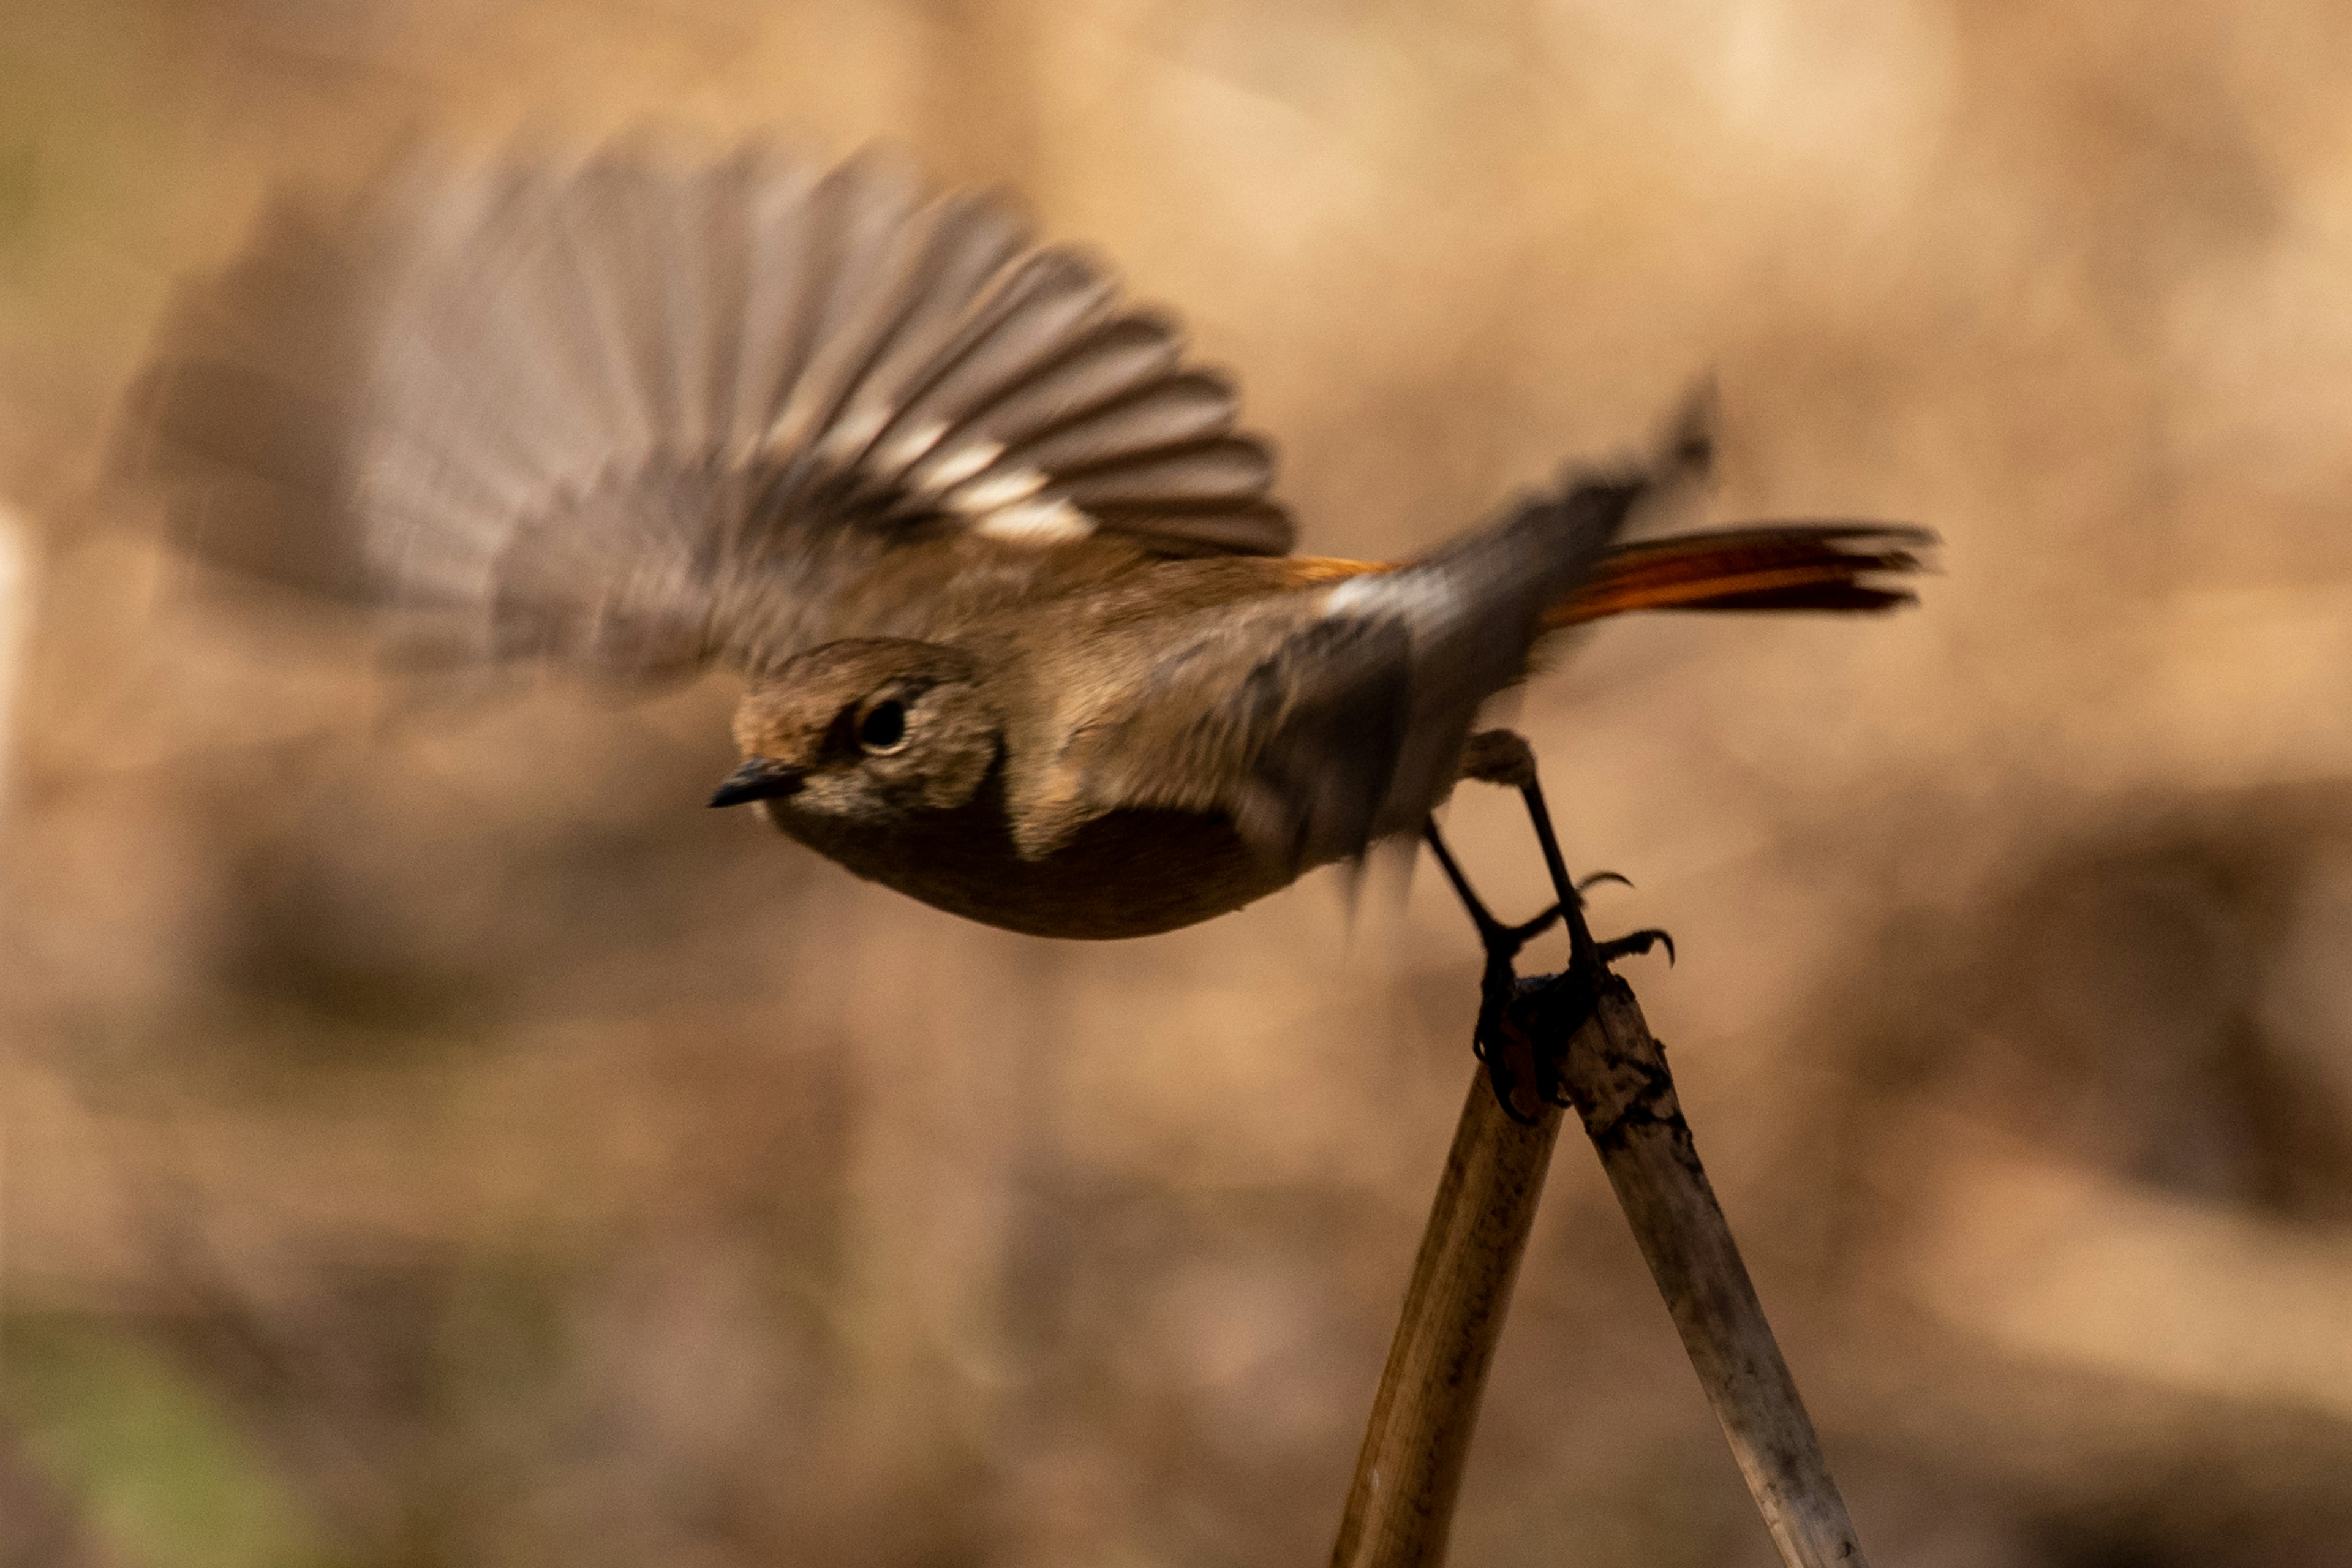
[760,769,1289,940]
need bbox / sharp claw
[1505,905,1562,944]
[1475,977,1553,1123]
[1485,1050,1545,1125]
[1596,927,1675,967]
[1575,870,1632,894]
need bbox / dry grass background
[7,1,2352,1564]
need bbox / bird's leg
[1515,772,1675,976]
[1422,820,1558,1121]
[1438,730,1675,1114]
[1457,728,1674,977]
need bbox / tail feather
[1546,522,1933,628]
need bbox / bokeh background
[9,1,2352,1564]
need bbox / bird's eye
[858,699,908,753]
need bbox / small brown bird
[117,145,1924,940]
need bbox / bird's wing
[113,143,1294,681]
[1066,433,1706,871]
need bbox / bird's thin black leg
[1421,820,1559,956]
[1517,777,1674,974]
[1422,820,1559,1121]
[1430,731,1679,1116]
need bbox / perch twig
[1550,972,1868,1567]
[1331,744,1868,1567]
[1327,1069,1566,1568]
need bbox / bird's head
[712,639,1003,826]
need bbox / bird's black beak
[708,758,805,808]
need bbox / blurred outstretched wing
[113,145,1294,679]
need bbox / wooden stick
[1560,974,1868,1568]
[1330,970,1868,1568]
[1329,1071,1565,1568]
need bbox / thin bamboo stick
[1329,965,1868,1567]
[1328,1070,1564,1568]
[1560,975,1868,1567]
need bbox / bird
[113,143,1927,941]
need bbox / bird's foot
[1596,927,1675,968]
[1430,731,1676,1120]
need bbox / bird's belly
[763,796,1290,940]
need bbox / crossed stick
[1329,731,1869,1568]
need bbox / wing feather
[116,142,1295,679]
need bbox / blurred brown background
[9,2,2352,1564]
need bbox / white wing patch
[875,418,954,476]
[913,435,1001,494]
[973,497,1095,544]
[1324,571,1461,624]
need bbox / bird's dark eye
[858,699,908,753]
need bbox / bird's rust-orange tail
[1544,523,1933,628]
[1284,523,1932,624]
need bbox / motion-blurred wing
[113,144,1295,680]
[1074,432,1705,871]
